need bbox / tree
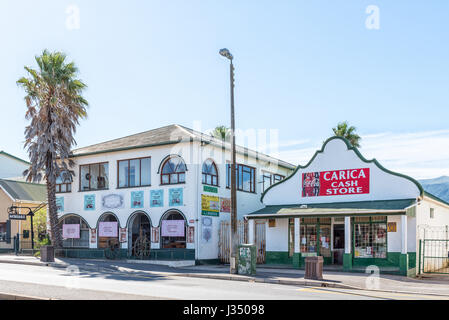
[211,125,231,142]
[332,121,361,148]
[17,50,88,248]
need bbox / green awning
[246,199,416,219]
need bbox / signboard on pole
[8,214,27,221]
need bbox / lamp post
[219,48,238,274]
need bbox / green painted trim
[260,136,424,202]
[265,251,292,265]
[343,253,352,271]
[399,253,409,276]
[292,252,301,268]
[0,151,31,165]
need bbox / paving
[0,254,448,297]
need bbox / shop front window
[160,211,186,249]
[353,216,387,259]
[62,216,89,248]
[300,217,331,257]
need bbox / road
[0,263,446,300]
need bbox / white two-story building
[56,124,295,263]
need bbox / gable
[262,137,422,206]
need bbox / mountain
[419,176,449,203]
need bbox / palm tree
[17,50,88,248]
[211,125,231,142]
[332,121,361,148]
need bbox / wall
[58,140,294,260]
[263,138,421,206]
[0,155,29,179]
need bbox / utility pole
[219,48,238,274]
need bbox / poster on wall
[101,193,124,210]
[56,197,64,213]
[131,191,144,209]
[62,224,80,239]
[98,222,118,237]
[201,217,212,243]
[169,188,183,206]
[187,226,195,243]
[220,197,231,213]
[150,190,164,207]
[151,227,160,243]
[84,195,95,211]
[90,229,97,244]
[201,194,219,216]
[161,220,185,237]
[119,228,127,243]
[302,168,370,197]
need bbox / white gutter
[246,209,407,219]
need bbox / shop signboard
[387,222,397,232]
[63,224,80,239]
[131,191,144,209]
[202,194,219,216]
[150,190,164,207]
[169,188,183,206]
[84,195,95,211]
[203,185,218,193]
[220,197,231,213]
[98,222,118,237]
[161,220,185,237]
[8,214,27,220]
[302,168,370,197]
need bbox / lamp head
[219,48,233,60]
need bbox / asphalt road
[0,263,446,300]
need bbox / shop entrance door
[332,224,345,264]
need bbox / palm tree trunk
[47,180,62,248]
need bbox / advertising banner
[62,224,80,239]
[150,190,164,207]
[98,222,118,237]
[161,220,185,237]
[302,168,370,197]
[220,197,231,213]
[169,188,183,206]
[131,191,144,208]
[119,228,127,242]
[202,194,219,216]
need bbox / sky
[0,0,448,179]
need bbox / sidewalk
[1,254,448,297]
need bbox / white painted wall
[265,219,288,252]
[263,138,421,206]
[0,154,29,179]
[58,140,294,260]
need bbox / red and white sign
[161,220,185,237]
[302,168,370,197]
[62,224,80,239]
[98,222,118,237]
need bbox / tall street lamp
[219,48,238,274]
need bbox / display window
[300,217,331,257]
[353,216,387,259]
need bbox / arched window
[202,159,218,186]
[160,211,186,249]
[160,156,186,185]
[61,215,89,248]
[128,212,151,257]
[98,214,119,249]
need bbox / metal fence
[418,225,449,274]
[218,220,248,264]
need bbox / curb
[1,258,449,298]
[0,291,52,300]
